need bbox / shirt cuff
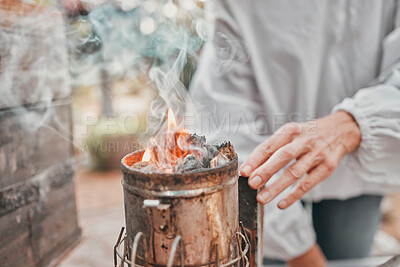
[331,84,400,185]
[332,94,377,154]
[262,176,317,261]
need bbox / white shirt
[190,0,400,260]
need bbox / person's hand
[288,244,327,267]
[239,111,361,209]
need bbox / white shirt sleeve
[332,4,400,186]
[262,175,316,260]
[189,0,316,260]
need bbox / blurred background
[63,1,207,265]
[0,0,399,266]
[1,0,208,266]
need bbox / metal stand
[114,223,250,267]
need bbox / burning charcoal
[179,154,203,172]
[206,144,219,158]
[188,133,206,147]
[218,141,236,160]
[210,154,229,168]
[202,144,219,167]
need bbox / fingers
[239,122,301,177]
[277,160,337,209]
[256,153,321,204]
[248,139,310,189]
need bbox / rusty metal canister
[121,150,240,266]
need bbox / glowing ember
[132,108,236,173]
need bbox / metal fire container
[118,149,249,267]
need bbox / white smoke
[0,0,250,161]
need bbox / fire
[167,108,177,131]
[141,148,151,162]
[166,108,183,163]
[139,108,204,173]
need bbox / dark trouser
[263,195,383,264]
[313,195,383,260]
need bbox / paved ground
[58,169,125,267]
[57,169,400,267]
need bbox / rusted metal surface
[238,177,263,267]
[0,100,73,189]
[0,183,81,267]
[121,150,240,266]
[0,161,74,216]
[0,1,80,266]
[0,103,80,267]
[114,224,250,267]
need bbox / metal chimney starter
[116,149,249,267]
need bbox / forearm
[332,84,400,186]
[331,110,361,155]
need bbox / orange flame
[167,108,177,131]
[141,148,151,162]
[138,108,204,173]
